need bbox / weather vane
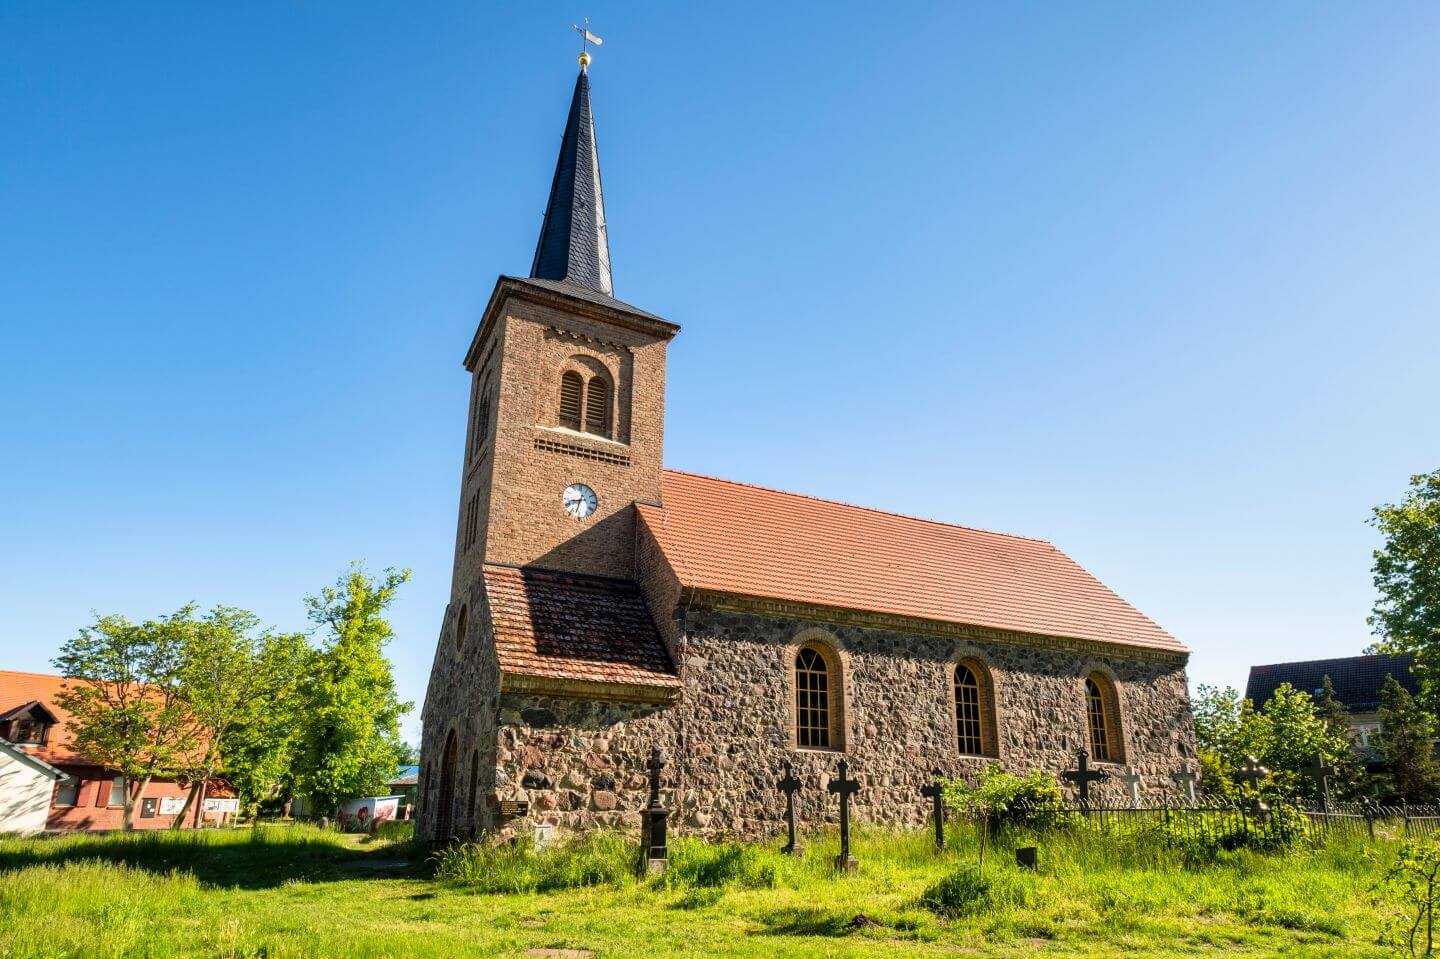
[571,19,603,70]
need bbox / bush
[943,765,1074,831]
[433,832,636,893]
[920,863,991,917]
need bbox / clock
[562,483,597,519]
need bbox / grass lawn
[0,822,1407,958]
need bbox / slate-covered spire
[530,66,613,296]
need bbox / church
[418,58,1198,842]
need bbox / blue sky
[3,3,1437,744]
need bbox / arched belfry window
[455,605,468,653]
[1085,672,1124,763]
[954,659,998,757]
[794,642,844,751]
[559,371,584,430]
[558,361,614,440]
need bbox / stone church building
[418,63,1197,842]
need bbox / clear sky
[3,3,1437,744]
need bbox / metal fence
[975,800,1440,846]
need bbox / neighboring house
[1245,652,1419,752]
[0,738,69,834]
[0,670,229,831]
[389,764,418,817]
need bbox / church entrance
[435,730,458,842]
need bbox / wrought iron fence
[964,800,1440,847]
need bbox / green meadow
[0,822,1407,958]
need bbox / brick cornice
[499,670,681,705]
[682,589,1190,666]
[465,276,678,371]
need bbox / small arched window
[559,371,584,430]
[1085,673,1124,762]
[954,659,998,757]
[455,605,468,653]
[794,643,843,751]
[584,376,610,437]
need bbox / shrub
[943,764,1074,831]
[920,863,990,918]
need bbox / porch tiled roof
[482,564,681,693]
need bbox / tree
[1190,682,1360,801]
[396,740,421,766]
[218,630,311,813]
[52,609,202,830]
[1377,674,1440,802]
[291,565,413,813]
[1314,674,1368,799]
[170,608,305,828]
[1370,469,1440,714]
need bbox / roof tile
[638,470,1185,654]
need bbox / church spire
[529,63,613,296]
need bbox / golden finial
[571,19,602,71]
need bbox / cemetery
[1,747,1436,958]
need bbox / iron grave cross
[1303,753,1339,812]
[1062,747,1108,811]
[1238,754,1270,793]
[777,760,803,856]
[828,758,861,872]
[920,769,946,850]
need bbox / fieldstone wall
[665,605,1197,839]
[425,602,1197,844]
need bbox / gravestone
[1238,754,1270,820]
[1119,765,1143,807]
[777,760,803,856]
[640,748,668,875]
[828,758,861,873]
[1303,753,1338,812]
[1062,748,1108,811]
[1173,769,1199,806]
[920,769,946,850]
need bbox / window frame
[791,640,845,753]
[108,776,126,808]
[54,778,79,808]
[1084,672,1125,764]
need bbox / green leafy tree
[1191,683,1358,801]
[1377,674,1440,802]
[52,609,202,830]
[170,608,306,827]
[292,565,413,813]
[218,630,311,813]
[1369,469,1440,714]
[1312,675,1369,798]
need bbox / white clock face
[562,483,597,519]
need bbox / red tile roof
[483,565,682,694]
[638,470,1185,655]
[0,670,89,765]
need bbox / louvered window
[584,377,610,437]
[795,647,832,749]
[474,385,490,456]
[1086,675,1112,762]
[559,371,583,430]
[955,664,984,756]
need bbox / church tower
[452,62,679,592]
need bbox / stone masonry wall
[446,602,1197,844]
